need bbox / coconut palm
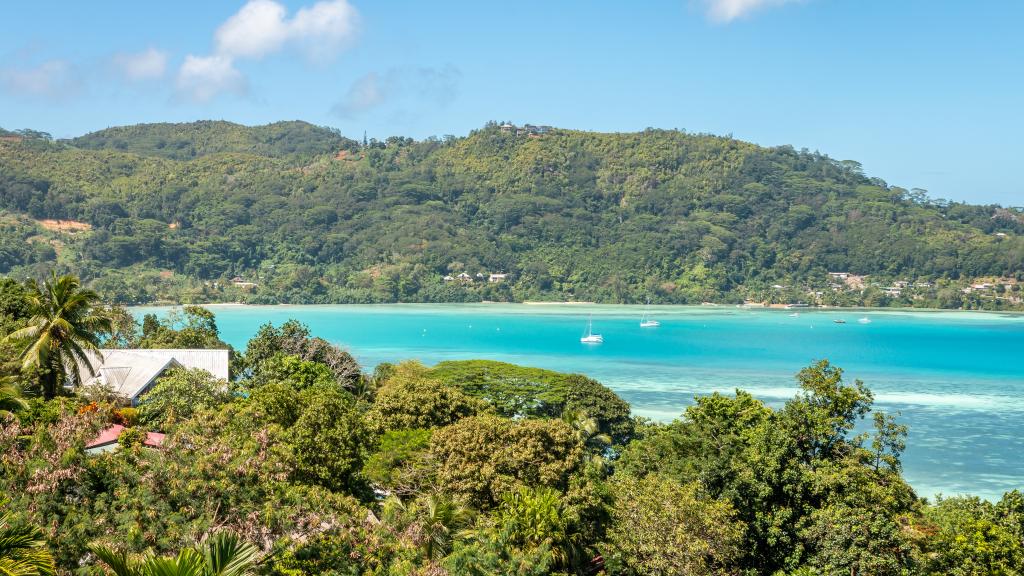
[90,532,260,576]
[3,273,112,399]
[0,499,56,576]
[381,493,471,562]
[563,410,612,471]
[0,377,29,420]
[417,494,471,561]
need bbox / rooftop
[74,348,229,402]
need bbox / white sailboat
[640,300,660,327]
[580,315,603,343]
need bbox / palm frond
[0,509,56,576]
[142,552,203,576]
[88,545,137,576]
[201,533,259,576]
[0,383,29,418]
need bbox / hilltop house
[488,273,508,283]
[498,123,553,137]
[73,349,230,406]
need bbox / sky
[2,0,1023,206]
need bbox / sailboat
[580,315,604,343]
[640,300,660,327]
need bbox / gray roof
[75,349,230,402]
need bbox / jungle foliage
[1,301,1023,575]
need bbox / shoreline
[130,301,1024,318]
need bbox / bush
[113,407,138,426]
[117,426,146,448]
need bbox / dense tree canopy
[1,301,1022,574]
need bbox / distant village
[498,123,554,137]
[443,272,508,284]
[745,270,1022,308]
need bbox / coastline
[135,300,1024,319]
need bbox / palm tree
[417,494,471,561]
[496,486,586,572]
[563,410,612,471]
[380,494,471,562]
[90,532,260,576]
[3,273,112,399]
[0,499,56,576]
[0,377,29,420]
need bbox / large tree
[2,273,112,399]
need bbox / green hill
[0,121,1021,307]
[67,120,355,160]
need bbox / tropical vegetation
[1,278,1022,575]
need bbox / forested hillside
[0,121,1021,306]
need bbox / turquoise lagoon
[136,304,1024,501]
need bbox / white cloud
[215,0,291,59]
[214,0,358,60]
[179,0,359,102]
[333,65,460,118]
[0,59,81,100]
[112,48,168,81]
[176,54,246,102]
[704,0,802,22]
[335,72,384,117]
[291,0,360,60]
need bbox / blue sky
[2,1,1022,206]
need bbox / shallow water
[134,303,1024,501]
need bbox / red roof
[86,425,165,449]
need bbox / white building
[73,349,230,406]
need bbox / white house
[488,273,508,283]
[73,349,230,406]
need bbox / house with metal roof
[74,349,230,406]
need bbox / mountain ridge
[0,120,1021,308]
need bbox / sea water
[134,304,1024,501]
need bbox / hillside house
[488,273,508,283]
[231,276,258,289]
[73,349,230,406]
